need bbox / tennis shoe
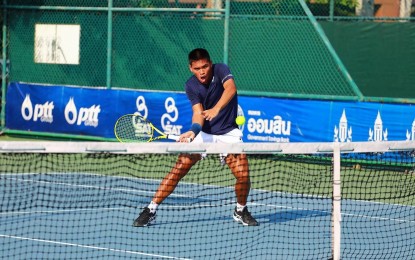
[233,207,258,226]
[133,207,156,227]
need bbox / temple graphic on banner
[334,109,352,143]
[369,111,388,142]
[406,118,415,141]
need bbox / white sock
[148,201,158,213]
[236,203,246,212]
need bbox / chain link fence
[2,0,414,102]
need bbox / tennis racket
[114,114,181,142]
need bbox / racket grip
[167,135,192,142]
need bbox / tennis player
[133,48,258,227]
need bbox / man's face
[189,59,213,85]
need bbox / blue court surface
[0,173,414,259]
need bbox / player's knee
[177,154,199,168]
[236,172,250,181]
[227,154,248,165]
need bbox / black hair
[188,48,211,65]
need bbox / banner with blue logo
[6,82,415,142]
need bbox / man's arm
[202,78,237,121]
[191,103,205,125]
[178,103,204,142]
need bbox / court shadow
[145,213,228,227]
[147,208,330,226]
[256,209,330,224]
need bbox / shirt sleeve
[217,63,234,85]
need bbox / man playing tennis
[133,48,258,227]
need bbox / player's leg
[226,153,250,205]
[153,153,201,204]
[133,153,201,227]
[226,153,258,226]
[215,128,258,225]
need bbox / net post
[332,143,341,260]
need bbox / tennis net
[0,141,414,259]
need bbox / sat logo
[161,97,183,135]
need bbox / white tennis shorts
[192,128,243,164]
[192,128,243,144]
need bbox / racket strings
[115,115,153,142]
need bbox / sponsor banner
[6,82,415,142]
[6,83,190,139]
[239,97,415,142]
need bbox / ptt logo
[64,97,101,127]
[21,94,54,123]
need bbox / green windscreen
[7,0,360,100]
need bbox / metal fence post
[106,0,113,89]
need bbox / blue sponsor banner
[6,83,191,139]
[239,96,415,142]
[6,82,415,142]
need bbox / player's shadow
[256,209,330,224]
[150,208,330,226]
[146,197,330,225]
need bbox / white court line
[1,176,155,195]
[2,174,414,224]
[0,234,191,260]
[250,202,415,224]
[2,199,414,225]
[6,172,414,208]
[0,205,221,216]
[0,207,130,216]
[340,212,415,224]
[1,175,191,197]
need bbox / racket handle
[167,135,192,142]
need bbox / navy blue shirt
[185,63,238,135]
